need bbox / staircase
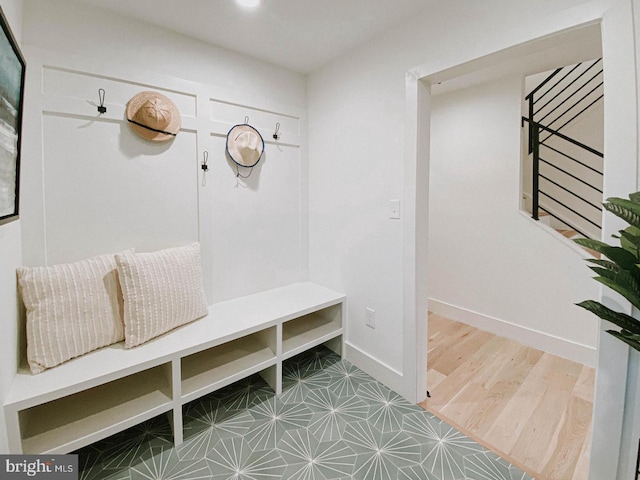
[522,58,604,241]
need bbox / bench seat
[4,282,345,454]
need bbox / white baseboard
[429,299,597,368]
[343,341,410,399]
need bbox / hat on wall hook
[97,88,106,114]
[273,122,280,140]
[226,122,264,178]
[126,91,181,142]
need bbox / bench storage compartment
[4,282,344,454]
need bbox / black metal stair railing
[523,59,604,239]
[526,58,603,153]
[522,117,603,239]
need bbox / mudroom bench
[4,282,345,454]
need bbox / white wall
[308,1,639,477]
[309,0,637,479]
[429,75,600,365]
[0,0,23,455]
[591,1,640,477]
[308,0,613,398]
[19,0,308,307]
[4,0,639,476]
[22,0,304,110]
[0,0,308,451]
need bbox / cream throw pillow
[17,252,128,374]
[116,243,208,348]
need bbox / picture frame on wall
[0,6,25,222]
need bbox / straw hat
[126,91,181,142]
[226,124,264,167]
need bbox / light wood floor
[419,313,595,480]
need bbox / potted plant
[574,192,640,351]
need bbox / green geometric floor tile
[396,463,441,480]
[205,437,286,480]
[73,345,534,480]
[290,347,342,371]
[245,396,314,451]
[418,419,487,480]
[89,417,174,475]
[324,360,377,397]
[464,450,513,480]
[281,362,332,404]
[210,374,274,411]
[182,396,255,442]
[279,428,356,479]
[79,450,131,480]
[176,429,219,463]
[305,387,369,442]
[178,403,256,462]
[129,447,210,480]
[357,382,423,433]
[343,420,422,480]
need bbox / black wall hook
[201,151,209,172]
[97,88,106,114]
[201,151,209,187]
[273,122,280,140]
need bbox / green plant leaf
[602,247,639,269]
[629,192,640,204]
[607,197,640,215]
[586,258,622,272]
[607,330,640,352]
[604,199,640,230]
[588,267,617,281]
[594,276,640,310]
[574,238,610,252]
[587,259,640,283]
[574,239,639,269]
[578,192,640,352]
[619,226,640,257]
[576,300,640,334]
[590,266,640,292]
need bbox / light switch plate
[390,199,401,219]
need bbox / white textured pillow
[17,252,128,374]
[116,243,208,348]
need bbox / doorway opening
[416,23,602,480]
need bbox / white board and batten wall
[9,20,323,453]
[20,48,307,307]
[3,0,313,455]
[19,0,308,308]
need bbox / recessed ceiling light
[236,0,261,8]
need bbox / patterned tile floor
[74,347,534,480]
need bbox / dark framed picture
[0,6,25,222]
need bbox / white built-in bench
[3,282,345,454]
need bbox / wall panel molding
[21,46,308,305]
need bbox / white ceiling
[70,0,432,74]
